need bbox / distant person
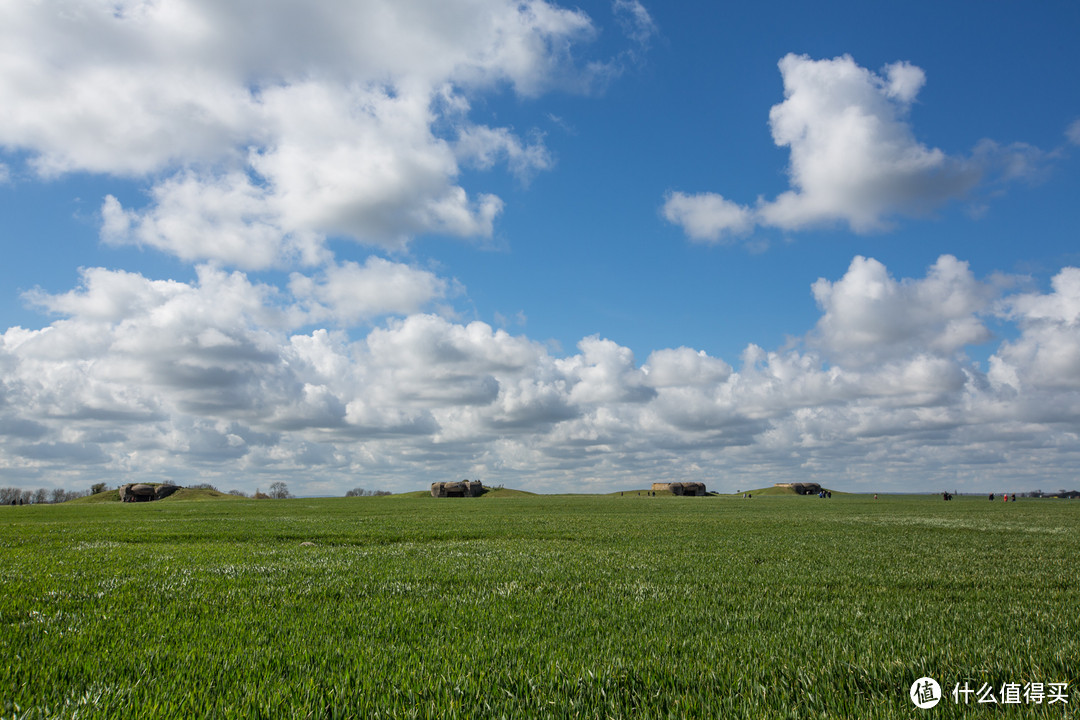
[989,493,995,501]
[1012,494,1018,502]
[1003,493,1008,502]
[874,494,878,500]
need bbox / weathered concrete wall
[774,482,822,495]
[430,480,485,498]
[651,482,707,496]
[119,483,181,502]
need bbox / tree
[90,482,108,495]
[226,489,249,497]
[346,487,390,497]
[268,481,292,499]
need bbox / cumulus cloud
[643,347,732,388]
[455,125,554,182]
[559,336,655,404]
[1067,119,1080,146]
[0,0,624,267]
[288,258,452,325]
[810,254,995,365]
[100,175,329,269]
[664,54,1046,242]
[661,191,754,243]
[991,267,1080,390]
[4,255,1080,493]
[759,55,980,232]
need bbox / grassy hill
[739,485,804,496]
[68,485,243,504]
[391,487,536,499]
[480,487,536,497]
[69,489,122,504]
[735,485,845,496]
[611,488,720,497]
[161,487,240,502]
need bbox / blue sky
[1,0,1079,495]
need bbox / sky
[1,0,1079,496]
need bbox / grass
[1,492,1077,718]
[68,486,237,504]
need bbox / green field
[1,493,1077,718]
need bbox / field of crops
[1,492,1077,718]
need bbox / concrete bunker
[773,482,823,495]
[430,480,485,498]
[651,482,707,496]
[119,483,181,502]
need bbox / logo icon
[910,677,942,709]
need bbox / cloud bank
[664,54,1044,242]
[4,256,1080,493]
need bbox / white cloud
[101,174,328,269]
[0,0,618,266]
[643,347,732,388]
[991,267,1080,390]
[1067,119,1080,146]
[289,258,451,325]
[810,254,994,365]
[762,54,982,231]
[558,336,655,404]
[661,191,754,243]
[881,60,925,103]
[1005,267,1080,324]
[613,0,657,47]
[664,54,1045,242]
[455,125,554,182]
[5,256,1080,494]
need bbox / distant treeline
[1022,489,1080,499]
[3,482,393,504]
[1,485,97,505]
